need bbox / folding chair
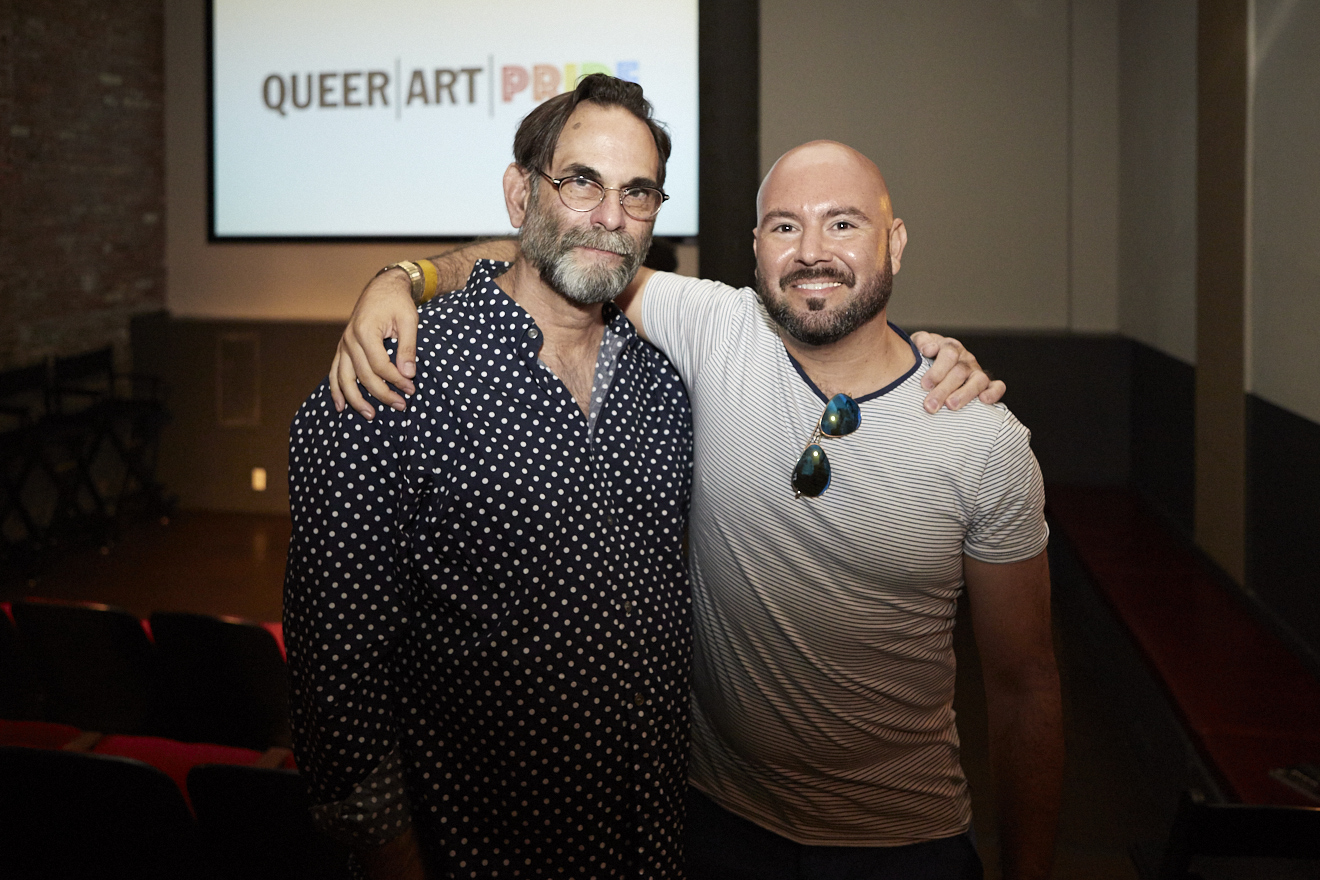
[0,362,51,547]
[47,346,170,524]
[10,598,166,734]
[0,745,215,879]
[1133,788,1320,880]
[151,610,292,750]
[188,763,354,880]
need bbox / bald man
[329,141,1061,880]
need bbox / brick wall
[0,1,165,372]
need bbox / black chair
[151,611,292,750]
[187,763,353,880]
[0,363,51,547]
[10,598,166,734]
[0,745,215,879]
[46,346,170,528]
[1132,788,1320,880]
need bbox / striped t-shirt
[642,272,1049,846]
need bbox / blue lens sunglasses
[791,393,861,498]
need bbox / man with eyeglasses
[312,81,1059,879]
[285,75,696,879]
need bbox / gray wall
[760,0,1119,335]
[1249,0,1320,424]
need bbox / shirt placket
[591,339,660,871]
[524,314,652,867]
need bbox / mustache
[779,267,856,289]
[559,226,643,259]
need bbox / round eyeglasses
[536,170,669,221]
[791,393,861,498]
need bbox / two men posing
[286,74,1062,880]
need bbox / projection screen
[210,0,699,240]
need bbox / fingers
[348,335,410,415]
[396,313,418,381]
[920,336,965,391]
[923,361,974,412]
[979,379,1007,406]
[329,349,346,412]
[909,330,943,360]
[336,339,375,420]
[919,335,998,412]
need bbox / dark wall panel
[944,333,1131,487]
[137,323,1139,512]
[132,314,342,514]
[698,0,759,289]
[1130,341,1195,535]
[1247,395,1320,669]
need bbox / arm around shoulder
[330,239,519,419]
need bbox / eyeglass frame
[534,169,669,221]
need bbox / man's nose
[589,191,628,231]
[796,225,829,264]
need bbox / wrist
[376,260,433,305]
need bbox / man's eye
[833,221,854,230]
[563,177,599,194]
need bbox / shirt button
[528,327,540,339]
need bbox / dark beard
[756,259,893,346]
[520,181,651,305]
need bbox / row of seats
[0,598,351,878]
[0,743,352,879]
[2,598,290,751]
[0,346,170,557]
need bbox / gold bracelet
[418,259,439,304]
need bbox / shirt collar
[461,259,640,354]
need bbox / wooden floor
[1,509,1215,879]
[2,512,290,623]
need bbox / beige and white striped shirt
[643,272,1048,846]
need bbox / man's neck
[498,258,607,342]
[498,257,607,416]
[779,310,913,400]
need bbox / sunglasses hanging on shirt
[791,393,861,498]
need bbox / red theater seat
[10,597,167,735]
[0,745,210,879]
[151,610,292,751]
[93,734,294,809]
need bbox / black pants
[684,788,984,880]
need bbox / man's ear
[888,218,908,274]
[751,225,760,260]
[504,163,532,228]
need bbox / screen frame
[204,0,710,245]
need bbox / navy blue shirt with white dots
[285,261,694,878]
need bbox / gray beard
[520,187,651,305]
[755,259,892,346]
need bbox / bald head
[751,140,908,348]
[757,141,893,228]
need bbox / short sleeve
[640,272,748,386]
[962,411,1050,563]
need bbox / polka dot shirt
[285,261,695,878]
